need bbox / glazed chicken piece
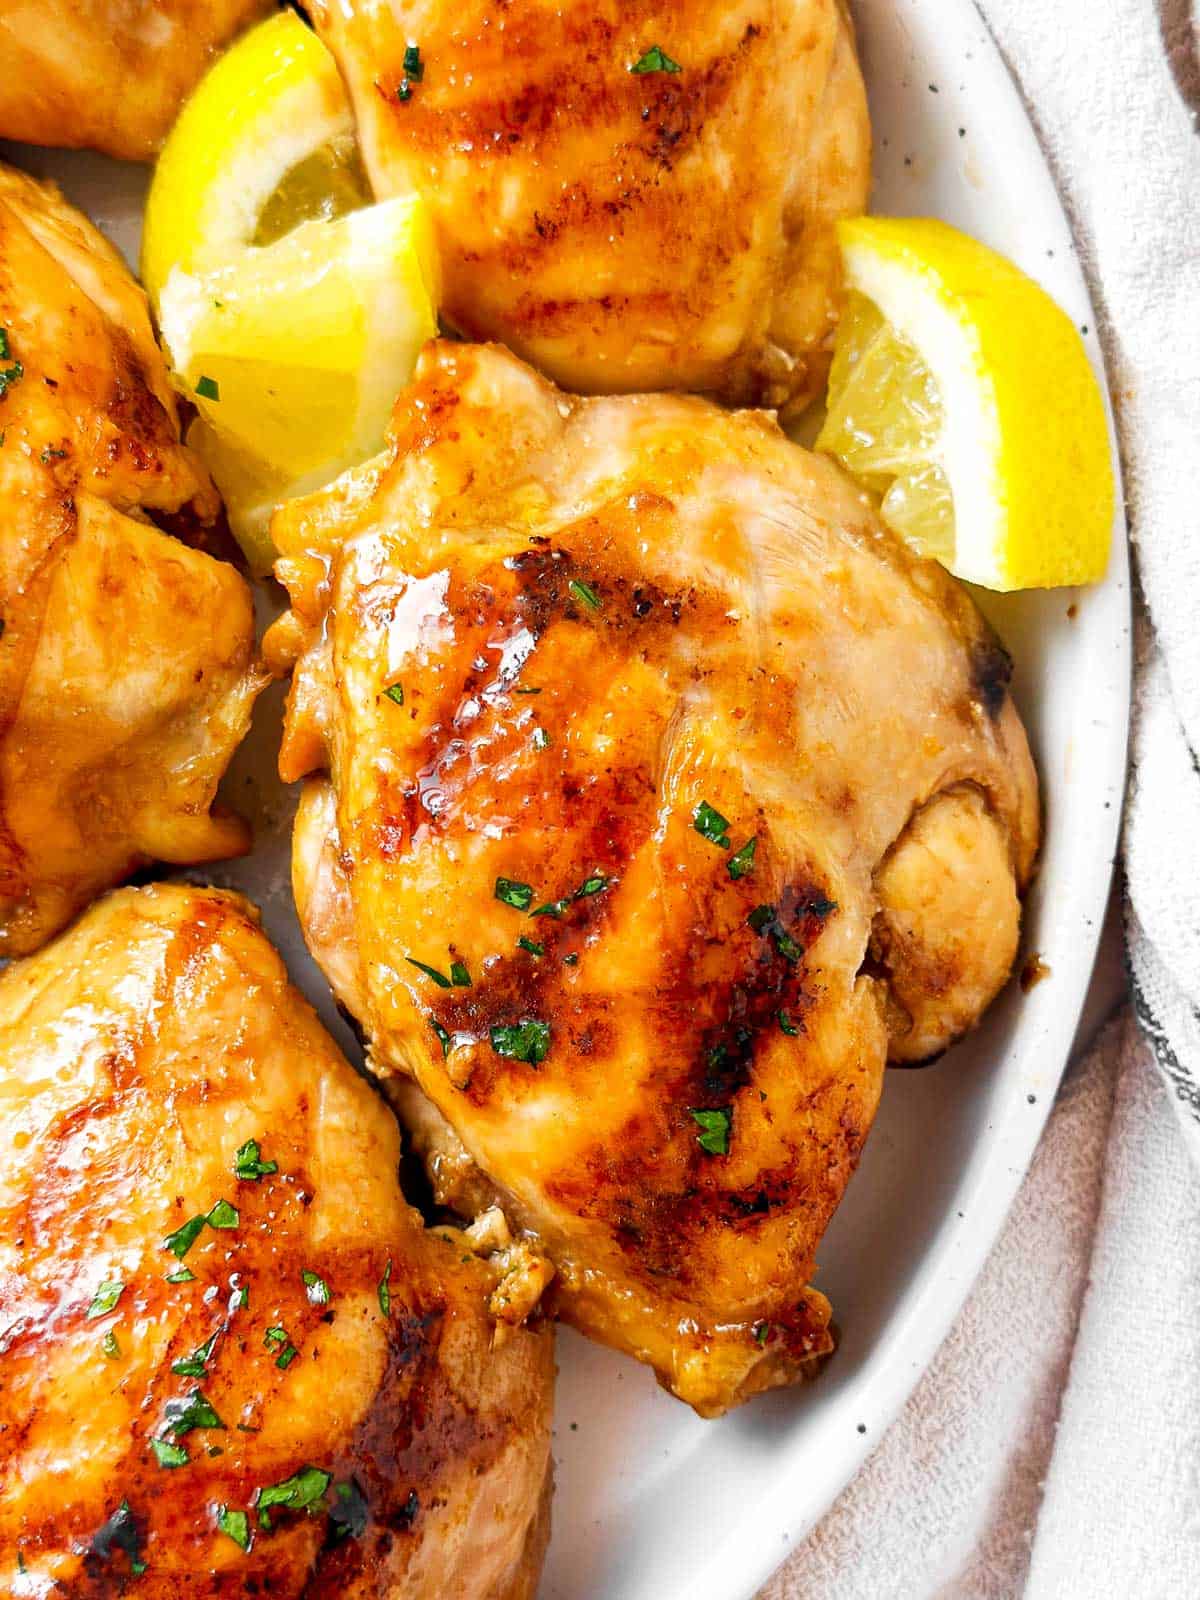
[266,342,1039,1418]
[0,164,262,956]
[0,0,272,160]
[312,0,870,413]
[0,884,554,1598]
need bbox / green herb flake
[164,1215,207,1259]
[264,1326,288,1348]
[693,801,731,848]
[302,1269,331,1306]
[727,837,757,880]
[778,1009,801,1036]
[378,1258,393,1318]
[490,1019,551,1065]
[568,578,602,611]
[383,681,405,705]
[495,876,534,911]
[206,1198,239,1230]
[406,955,452,988]
[256,1465,331,1529]
[689,1106,732,1156]
[429,1017,451,1058]
[329,1479,370,1541]
[532,725,551,751]
[161,1389,225,1437]
[165,1266,196,1284]
[195,375,220,401]
[86,1280,125,1319]
[574,873,609,899]
[754,1321,770,1346]
[150,1438,190,1469]
[234,1138,278,1182]
[229,1283,249,1311]
[275,1343,299,1370]
[530,897,569,919]
[518,936,544,957]
[171,1331,218,1378]
[450,960,472,988]
[747,903,776,934]
[0,329,8,358]
[102,1329,121,1360]
[630,43,681,74]
[0,360,23,398]
[216,1506,251,1552]
[402,42,424,79]
[773,929,804,963]
[91,1499,146,1574]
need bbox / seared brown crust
[0,165,263,955]
[268,341,1039,1416]
[313,0,871,410]
[0,883,555,1596]
[0,0,273,160]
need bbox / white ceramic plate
[3,0,1130,1593]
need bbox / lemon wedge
[817,217,1113,590]
[142,10,439,571]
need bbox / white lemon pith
[142,11,439,570]
[818,217,1114,591]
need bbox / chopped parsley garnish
[216,1506,251,1552]
[329,1479,370,1541]
[229,1283,249,1311]
[754,1321,770,1346]
[518,936,544,957]
[264,1326,288,1348]
[396,43,423,99]
[165,1267,196,1284]
[164,1215,207,1259]
[276,1343,298,1370]
[778,1010,800,1036]
[383,681,405,705]
[303,1270,331,1306]
[530,896,569,919]
[693,801,731,848]
[429,1017,451,1058]
[234,1138,277,1182]
[774,929,804,962]
[630,44,681,74]
[172,1332,219,1378]
[0,360,23,398]
[746,903,803,962]
[256,1465,331,1529]
[102,1330,121,1360]
[265,1324,299,1367]
[533,873,610,917]
[568,578,602,611]
[150,1439,190,1469]
[747,904,775,933]
[86,1280,125,1319]
[490,1019,551,1065]
[0,329,8,358]
[195,375,220,401]
[161,1389,225,1437]
[40,446,67,464]
[727,837,757,880]
[532,726,551,750]
[91,1500,146,1574]
[378,1259,392,1318]
[206,1198,239,1230]
[450,960,471,987]
[406,956,453,988]
[689,1106,732,1156]
[575,874,609,898]
[495,876,534,911]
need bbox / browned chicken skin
[0,0,272,160]
[0,165,263,956]
[0,883,555,1597]
[265,341,1039,1417]
[312,0,870,412]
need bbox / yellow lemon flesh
[817,217,1114,590]
[143,10,437,571]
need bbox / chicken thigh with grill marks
[0,0,272,160]
[0,164,262,956]
[311,0,870,414]
[0,883,554,1597]
[266,341,1039,1417]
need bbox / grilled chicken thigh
[0,165,262,955]
[0,884,554,1597]
[266,341,1039,1417]
[0,0,271,160]
[312,0,870,413]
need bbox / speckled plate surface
[3,0,1131,1593]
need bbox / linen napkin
[764,0,1200,1593]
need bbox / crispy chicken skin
[0,165,263,956]
[266,341,1039,1417]
[0,0,272,160]
[0,883,555,1598]
[311,0,870,413]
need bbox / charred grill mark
[969,634,1014,718]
